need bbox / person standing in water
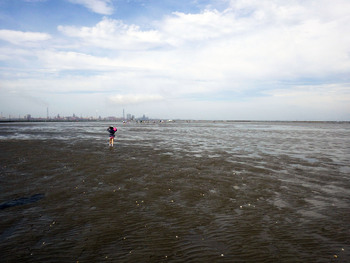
[107,126,117,146]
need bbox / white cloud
[160,1,350,80]
[109,94,164,105]
[67,0,114,15]
[58,17,161,50]
[56,1,350,82]
[39,50,118,70]
[0,29,51,45]
[268,83,350,104]
[1,0,350,120]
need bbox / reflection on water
[0,121,349,262]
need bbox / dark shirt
[107,127,117,137]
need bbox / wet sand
[0,121,349,262]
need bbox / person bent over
[107,126,117,146]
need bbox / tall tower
[47,107,49,119]
[123,109,125,120]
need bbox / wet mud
[0,121,349,262]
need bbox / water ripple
[0,121,349,262]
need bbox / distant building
[106,116,119,121]
[126,113,134,120]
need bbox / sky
[0,0,349,121]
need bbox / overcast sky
[0,0,349,120]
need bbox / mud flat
[1,121,349,262]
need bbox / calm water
[0,121,349,262]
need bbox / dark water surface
[0,121,349,262]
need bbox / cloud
[0,30,51,45]
[267,83,350,106]
[58,17,161,50]
[158,2,350,79]
[56,1,350,81]
[1,0,350,120]
[109,94,164,105]
[67,0,114,15]
[38,50,119,70]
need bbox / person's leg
[109,137,112,146]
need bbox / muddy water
[0,121,349,262]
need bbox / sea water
[0,121,349,262]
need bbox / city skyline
[1,0,350,121]
[0,108,145,121]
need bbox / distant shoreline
[0,119,348,124]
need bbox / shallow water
[0,121,349,262]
